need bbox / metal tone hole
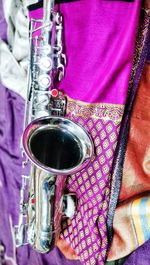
[30,128,83,170]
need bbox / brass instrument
[16,0,94,253]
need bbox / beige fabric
[0,0,29,98]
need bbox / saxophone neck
[43,0,55,23]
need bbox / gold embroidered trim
[66,96,124,122]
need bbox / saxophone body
[16,0,94,253]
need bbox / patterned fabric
[107,62,150,261]
[62,99,124,264]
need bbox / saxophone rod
[43,0,54,22]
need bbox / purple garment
[0,86,81,264]
[124,240,150,265]
[0,3,81,265]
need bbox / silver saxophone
[16,0,94,253]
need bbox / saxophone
[16,0,94,253]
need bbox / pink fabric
[30,0,141,104]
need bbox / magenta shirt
[30,0,141,104]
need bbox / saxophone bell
[23,116,93,175]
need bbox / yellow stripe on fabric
[131,198,144,245]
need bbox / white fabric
[26,0,40,6]
[0,0,29,99]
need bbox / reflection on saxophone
[16,0,94,253]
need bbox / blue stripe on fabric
[139,197,150,242]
